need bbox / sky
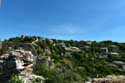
[0,0,125,42]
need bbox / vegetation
[2,35,125,83]
[9,75,23,83]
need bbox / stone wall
[91,75,125,83]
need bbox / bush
[31,77,44,83]
[9,75,23,83]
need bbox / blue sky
[0,0,125,41]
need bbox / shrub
[9,75,23,83]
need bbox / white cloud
[49,24,84,35]
[44,24,86,40]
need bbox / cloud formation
[49,24,84,35]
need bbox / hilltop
[0,35,125,83]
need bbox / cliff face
[0,43,44,83]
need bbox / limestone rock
[0,48,44,83]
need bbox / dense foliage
[9,75,23,83]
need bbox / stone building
[109,52,120,58]
[108,45,119,52]
[36,56,54,69]
[100,47,109,54]
[0,42,2,49]
[112,61,125,70]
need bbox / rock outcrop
[86,75,125,83]
[0,47,44,83]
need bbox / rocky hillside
[0,35,125,83]
[0,42,44,83]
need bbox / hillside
[0,35,125,83]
